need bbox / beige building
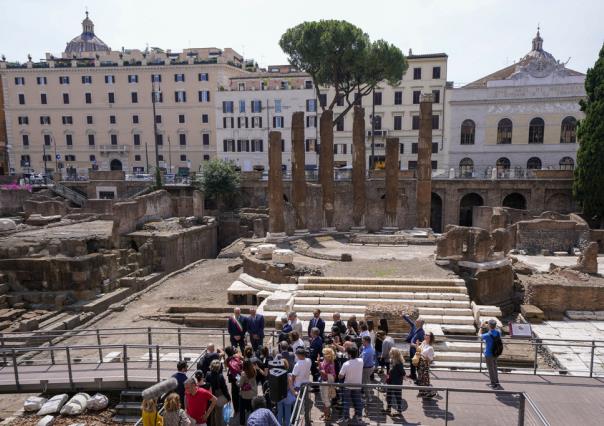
[0,13,247,176]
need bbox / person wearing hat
[481,319,502,388]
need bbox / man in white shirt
[289,347,312,424]
[288,312,303,335]
[338,345,364,422]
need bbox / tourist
[361,335,375,391]
[309,327,324,382]
[338,345,364,423]
[225,346,243,414]
[163,392,191,426]
[481,319,501,388]
[194,370,206,387]
[403,314,425,382]
[246,396,279,426]
[185,377,217,426]
[375,330,384,373]
[367,320,377,346]
[288,347,313,425]
[290,331,305,353]
[228,307,247,351]
[247,307,265,352]
[359,323,370,339]
[307,309,325,338]
[197,343,222,376]
[378,330,395,374]
[383,348,406,416]
[172,360,188,409]
[319,347,337,421]
[256,346,271,387]
[346,315,359,336]
[278,316,291,342]
[205,359,231,426]
[141,398,163,426]
[288,312,303,335]
[333,312,347,335]
[416,332,436,398]
[238,359,258,425]
[276,341,295,372]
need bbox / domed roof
[65,12,110,55]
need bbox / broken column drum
[268,131,285,233]
[384,137,400,227]
[416,93,433,228]
[352,106,366,227]
[319,110,335,228]
[291,111,307,229]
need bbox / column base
[377,226,399,235]
[294,229,310,236]
[320,227,337,233]
[349,226,367,233]
[265,232,287,243]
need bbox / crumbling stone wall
[0,189,32,215]
[461,264,515,313]
[513,219,590,254]
[436,225,494,262]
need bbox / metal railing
[50,181,87,206]
[290,382,549,426]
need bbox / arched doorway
[502,192,527,210]
[110,159,123,171]
[459,193,484,226]
[430,192,443,233]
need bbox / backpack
[491,332,503,358]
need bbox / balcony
[367,129,388,137]
[99,144,129,153]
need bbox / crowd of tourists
[140,307,503,425]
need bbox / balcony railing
[99,144,129,153]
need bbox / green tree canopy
[279,20,408,125]
[200,159,240,202]
[574,44,604,226]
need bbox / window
[110,134,118,145]
[132,115,139,124]
[198,91,210,102]
[373,92,382,105]
[151,74,161,83]
[178,114,185,124]
[432,115,439,130]
[394,91,403,105]
[158,155,164,161]
[273,116,284,128]
[156,134,163,145]
[22,134,29,147]
[37,76,47,85]
[81,75,92,84]
[222,101,234,113]
[43,134,51,145]
[43,154,52,162]
[223,139,236,152]
[134,155,141,161]
[336,94,345,106]
[89,154,96,162]
[180,154,187,161]
[223,117,234,128]
[85,92,92,104]
[496,157,511,173]
[59,76,70,84]
[251,116,262,128]
[459,158,474,177]
[40,93,47,104]
[394,115,402,131]
[431,161,438,170]
[432,66,441,79]
[65,149,75,159]
[105,75,115,84]
[88,134,95,146]
[198,73,209,81]
[460,119,475,145]
[203,155,210,161]
[62,116,73,125]
[237,116,248,128]
[237,100,245,113]
[108,92,115,103]
[21,155,31,166]
[334,143,348,155]
[18,94,25,105]
[399,143,404,154]
[18,116,29,125]
[128,75,138,83]
[175,91,187,102]
[432,90,440,104]
[560,116,577,143]
[131,92,138,103]
[354,93,362,106]
[528,117,544,144]
[559,156,575,170]
[155,115,162,124]
[305,139,317,152]
[14,77,25,86]
[372,115,381,130]
[179,134,186,146]
[319,94,327,107]
[40,116,51,125]
[237,139,250,152]
[305,80,313,89]
[202,114,209,124]
[412,143,418,154]
[306,116,317,128]
[275,99,282,113]
[336,117,344,131]
[412,116,420,130]
[251,100,262,113]
[527,157,542,170]
[412,91,421,104]
[413,67,422,80]
[306,99,317,112]
[133,134,141,145]
[432,142,438,154]
[251,139,264,152]
[202,134,210,146]
[238,82,245,91]
[408,161,417,170]
[496,118,513,144]
[280,81,288,90]
[152,91,163,103]
[174,73,185,82]
[110,115,116,124]
[86,115,93,124]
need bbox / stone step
[440,324,477,335]
[419,314,475,326]
[295,291,470,302]
[438,341,482,353]
[298,276,466,287]
[293,297,471,312]
[298,284,468,294]
[292,304,473,322]
[434,351,482,362]
[431,360,483,370]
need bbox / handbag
[412,352,421,367]
[222,402,233,424]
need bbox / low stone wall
[460,264,515,313]
[23,199,69,217]
[241,250,297,284]
[0,189,32,215]
[525,281,604,319]
[513,219,590,254]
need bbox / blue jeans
[277,398,293,426]
[342,388,362,419]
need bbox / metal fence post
[0,333,6,366]
[49,338,55,365]
[123,345,129,388]
[589,341,595,378]
[479,340,483,372]
[518,393,526,426]
[96,329,103,363]
[66,347,74,390]
[147,328,153,364]
[11,349,20,392]
[445,388,449,426]
[177,328,182,361]
[533,342,538,375]
[156,345,161,382]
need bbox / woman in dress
[224,346,243,414]
[205,359,231,426]
[416,332,436,398]
[237,359,258,425]
[319,347,337,421]
[384,348,406,416]
[162,393,190,426]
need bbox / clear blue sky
[1,0,603,85]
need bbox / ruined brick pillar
[352,106,366,228]
[268,130,285,234]
[416,93,433,228]
[319,110,334,228]
[291,111,306,229]
[385,137,400,227]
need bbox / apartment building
[0,77,7,175]
[0,13,247,176]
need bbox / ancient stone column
[416,93,434,228]
[268,131,285,234]
[319,110,334,228]
[291,111,306,229]
[352,106,366,228]
[384,137,400,227]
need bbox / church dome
[65,12,110,55]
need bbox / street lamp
[151,81,162,187]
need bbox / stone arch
[430,192,443,233]
[502,192,527,210]
[526,157,542,170]
[110,159,123,171]
[545,193,572,213]
[459,192,484,226]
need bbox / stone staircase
[51,181,87,206]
